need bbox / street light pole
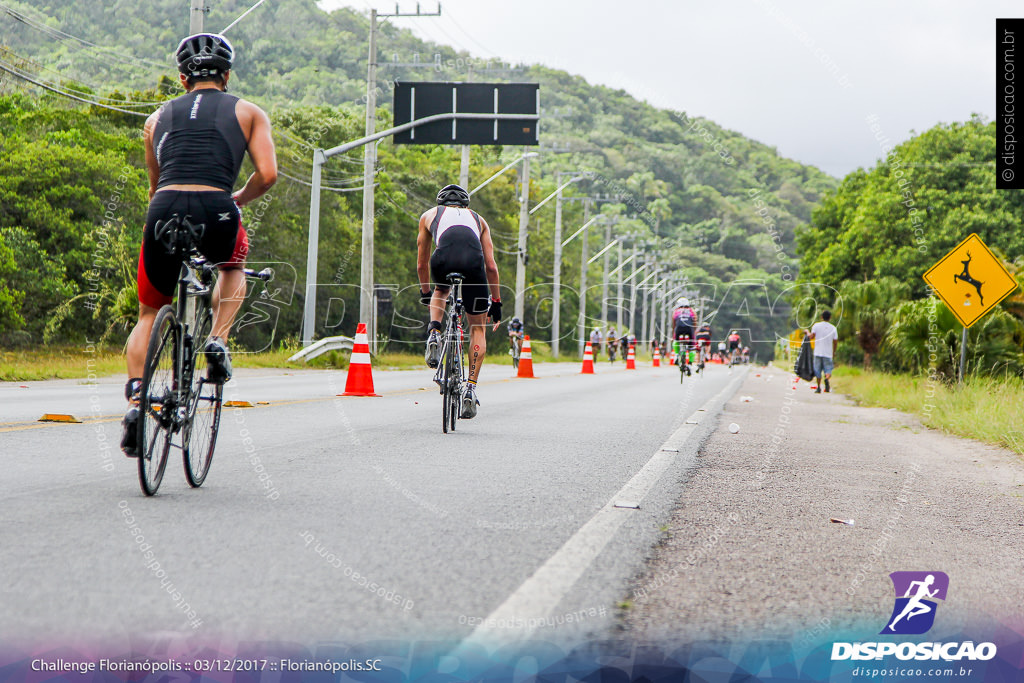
[649,276,667,344]
[627,260,647,336]
[359,8,379,352]
[552,184,563,355]
[601,222,611,328]
[577,200,592,357]
[616,240,624,330]
[627,243,640,333]
[531,174,582,356]
[469,151,538,196]
[514,149,530,322]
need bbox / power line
[445,13,498,58]
[278,169,371,192]
[0,3,168,72]
[0,60,150,116]
[0,48,166,105]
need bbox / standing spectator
[809,310,839,393]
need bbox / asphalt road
[0,358,742,648]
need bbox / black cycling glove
[488,299,502,324]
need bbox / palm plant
[836,277,911,369]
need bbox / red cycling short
[137,190,248,309]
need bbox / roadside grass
[831,366,1024,457]
[1,348,126,382]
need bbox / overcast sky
[322,0,1011,178]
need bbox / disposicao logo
[881,571,948,635]
[831,571,997,662]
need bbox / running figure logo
[881,571,949,635]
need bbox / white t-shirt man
[810,320,839,358]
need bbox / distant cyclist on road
[121,33,277,457]
[671,298,697,363]
[589,327,603,356]
[727,330,742,365]
[606,325,618,362]
[695,322,712,363]
[508,316,524,359]
[417,184,501,419]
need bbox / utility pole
[577,199,591,357]
[551,183,563,356]
[360,8,379,352]
[616,240,624,331]
[627,243,638,333]
[514,149,530,322]
[460,66,471,188]
[359,4,440,353]
[189,0,206,32]
[459,146,470,189]
[601,222,611,328]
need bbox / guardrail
[286,336,354,363]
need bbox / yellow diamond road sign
[922,233,1018,328]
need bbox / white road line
[461,369,747,647]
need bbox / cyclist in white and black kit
[417,185,501,419]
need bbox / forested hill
[0,0,837,350]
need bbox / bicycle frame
[433,276,466,433]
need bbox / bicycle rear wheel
[138,306,178,496]
[449,353,460,432]
[441,338,452,434]
[183,307,221,487]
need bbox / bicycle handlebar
[244,267,274,282]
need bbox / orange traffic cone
[668,348,676,366]
[581,341,595,374]
[652,347,661,368]
[517,335,536,378]
[625,342,636,370]
[341,323,381,397]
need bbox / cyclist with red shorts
[727,330,742,365]
[121,33,277,456]
[695,323,712,364]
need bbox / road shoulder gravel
[619,367,1024,643]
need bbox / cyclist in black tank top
[121,33,277,457]
[152,88,247,192]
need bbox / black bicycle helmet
[436,184,470,207]
[176,33,234,79]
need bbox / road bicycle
[433,273,467,434]
[136,215,272,496]
[675,336,700,384]
[510,334,522,370]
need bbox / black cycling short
[137,190,247,309]
[674,322,694,342]
[729,340,741,350]
[429,226,489,315]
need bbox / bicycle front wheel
[183,307,221,487]
[138,306,178,496]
